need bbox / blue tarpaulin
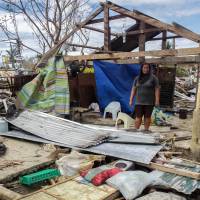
[94,60,140,114]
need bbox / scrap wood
[159,151,183,157]
[180,158,200,166]
[17,175,78,199]
[155,158,196,168]
[0,160,23,170]
[0,186,21,200]
[142,162,200,180]
[17,175,120,200]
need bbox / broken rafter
[64,47,200,62]
[105,1,200,43]
[173,22,200,42]
[36,6,104,67]
[86,14,127,24]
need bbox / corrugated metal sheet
[6,110,109,148]
[0,130,65,147]
[151,160,200,194]
[0,129,162,164]
[88,143,163,164]
[109,132,160,144]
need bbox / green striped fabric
[16,56,70,114]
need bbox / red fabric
[91,168,122,186]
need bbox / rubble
[0,1,200,199]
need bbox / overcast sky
[0,0,200,59]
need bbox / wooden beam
[66,43,101,50]
[86,14,127,24]
[139,22,146,51]
[116,56,200,65]
[151,35,181,41]
[63,47,200,62]
[162,31,167,49]
[139,21,146,63]
[83,26,160,37]
[172,38,176,49]
[104,5,111,51]
[83,26,118,37]
[36,6,104,67]
[105,1,200,43]
[144,162,200,180]
[173,22,200,43]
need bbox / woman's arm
[155,87,160,106]
[129,87,137,106]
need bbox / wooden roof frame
[37,1,200,66]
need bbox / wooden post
[191,51,200,160]
[191,82,200,161]
[104,5,111,51]
[162,31,167,49]
[195,43,200,105]
[138,21,146,63]
[172,37,176,49]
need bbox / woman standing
[129,63,160,131]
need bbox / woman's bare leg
[135,117,142,129]
[144,117,151,131]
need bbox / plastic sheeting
[94,61,140,113]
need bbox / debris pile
[0,92,15,117]
[175,77,196,110]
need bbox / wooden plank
[145,162,200,180]
[173,22,200,43]
[19,177,119,200]
[116,56,200,65]
[104,5,111,51]
[172,37,176,49]
[84,27,161,37]
[63,47,200,62]
[89,27,161,37]
[83,26,118,37]
[0,186,21,200]
[105,1,200,43]
[87,14,127,24]
[36,6,104,67]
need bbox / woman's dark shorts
[135,105,154,118]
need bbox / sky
[0,0,200,59]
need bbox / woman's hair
[138,63,152,82]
